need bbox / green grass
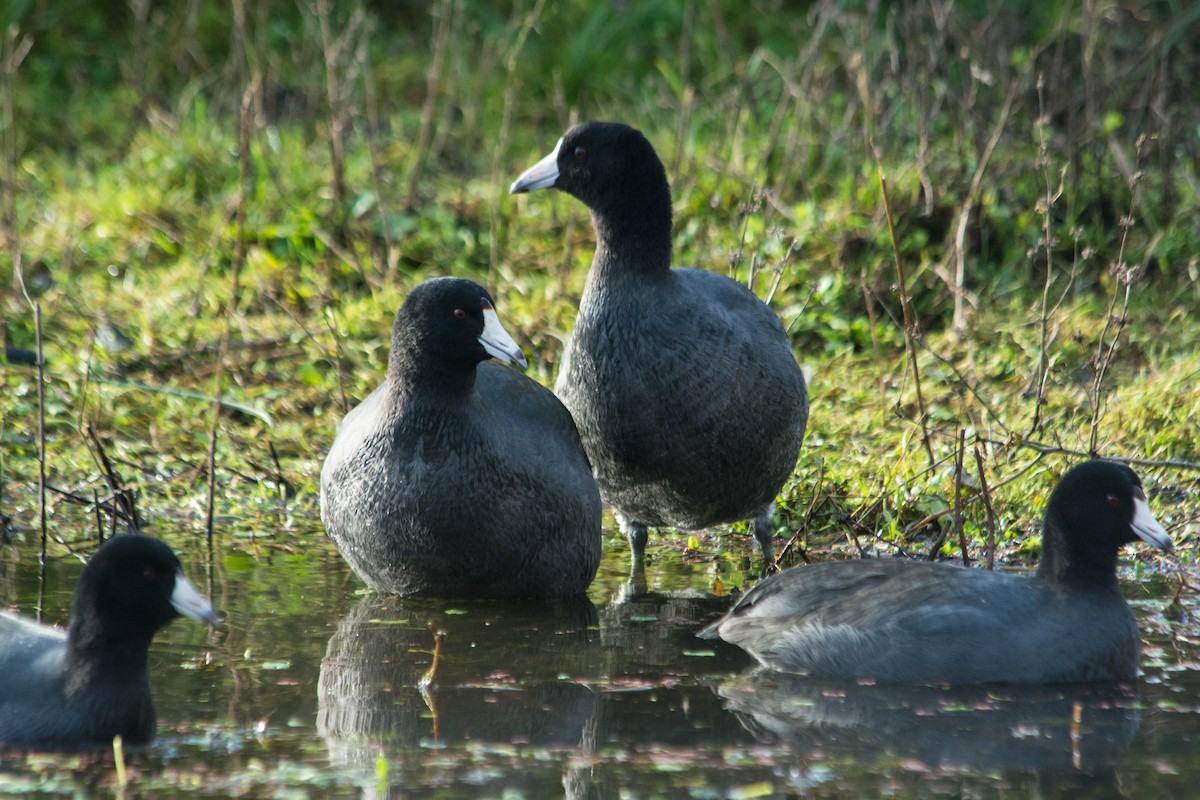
[0,0,1197,568]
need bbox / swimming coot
[698,461,1173,684]
[0,535,218,749]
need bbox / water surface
[0,529,1196,798]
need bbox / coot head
[510,122,670,223]
[388,277,527,384]
[1038,459,1172,583]
[72,535,219,641]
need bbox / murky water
[1,528,1197,798]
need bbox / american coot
[698,460,1174,684]
[0,535,218,750]
[511,122,808,565]
[320,277,602,598]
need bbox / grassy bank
[1,0,1197,568]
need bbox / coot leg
[617,512,650,564]
[752,503,777,568]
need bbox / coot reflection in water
[318,594,600,758]
[713,668,1139,788]
[316,587,761,797]
[314,578,1160,797]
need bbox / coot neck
[586,183,674,283]
[1035,517,1121,590]
[387,341,478,404]
[64,617,153,692]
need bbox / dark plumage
[698,461,1174,684]
[320,277,602,598]
[0,535,218,750]
[511,122,808,563]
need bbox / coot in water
[698,461,1173,684]
[320,277,602,598]
[0,535,218,749]
[511,122,808,565]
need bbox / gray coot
[511,121,808,564]
[698,460,1174,684]
[319,277,602,598]
[0,535,218,750]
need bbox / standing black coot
[0,535,218,749]
[698,460,1174,684]
[320,277,602,598]
[511,122,808,565]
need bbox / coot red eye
[574,146,586,160]
[453,309,467,320]
[143,567,158,581]
[1106,494,1121,507]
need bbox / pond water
[1,528,1197,798]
